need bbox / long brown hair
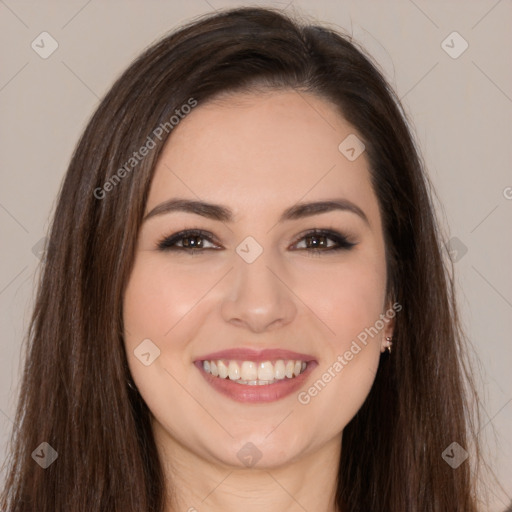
[1,7,487,511]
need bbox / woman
[0,6,487,511]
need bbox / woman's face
[123,89,394,469]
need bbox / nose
[220,250,297,333]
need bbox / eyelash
[156,228,357,255]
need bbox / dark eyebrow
[143,198,369,226]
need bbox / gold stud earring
[385,336,393,354]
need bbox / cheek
[122,256,211,403]
[123,256,209,342]
[294,253,387,344]
[294,255,386,432]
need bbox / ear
[380,300,399,353]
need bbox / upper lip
[195,348,316,363]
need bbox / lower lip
[194,360,318,403]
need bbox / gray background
[0,1,511,510]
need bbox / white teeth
[202,359,308,384]
[240,361,258,381]
[228,361,240,380]
[235,379,276,385]
[217,360,228,379]
[285,360,294,378]
[257,361,274,381]
[274,360,286,379]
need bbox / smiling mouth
[194,356,317,403]
[200,359,308,385]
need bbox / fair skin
[123,89,394,512]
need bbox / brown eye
[292,229,356,252]
[157,230,220,252]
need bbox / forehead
[148,90,380,228]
